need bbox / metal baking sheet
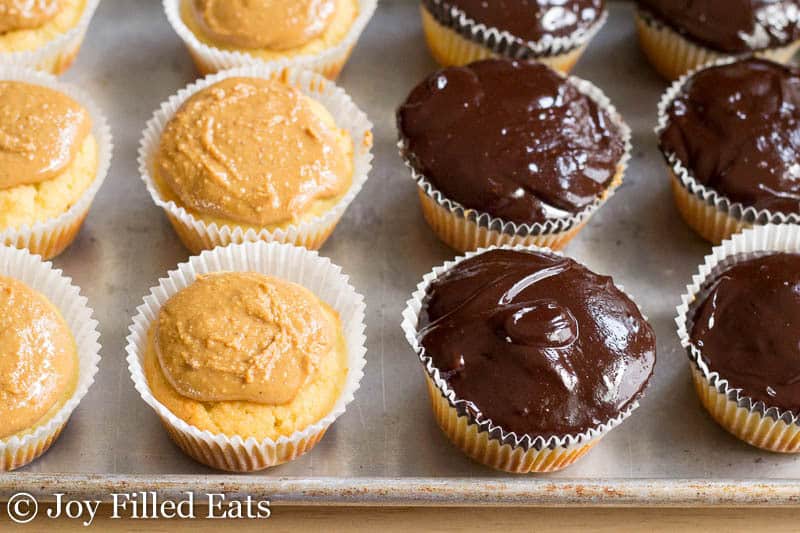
[2,0,800,506]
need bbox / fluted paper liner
[0,246,101,471]
[0,0,99,75]
[0,66,113,259]
[139,64,373,254]
[656,58,800,244]
[420,0,606,71]
[401,244,648,473]
[399,74,631,253]
[126,241,367,472]
[636,8,800,81]
[163,0,377,79]
[676,224,800,453]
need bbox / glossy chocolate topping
[444,0,604,42]
[638,0,800,53]
[660,58,800,215]
[691,253,800,413]
[397,59,625,225]
[418,249,656,437]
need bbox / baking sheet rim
[1,475,799,506]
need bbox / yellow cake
[0,80,97,231]
[0,135,97,229]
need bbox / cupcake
[402,246,656,473]
[397,59,630,252]
[677,224,800,452]
[163,0,377,79]
[0,66,112,259]
[127,241,367,472]
[657,58,800,244]
[139,64,372,254]
[0,245,100,471]
[635,0,800,80]
[0,0,99,74]
[420,0,608,72]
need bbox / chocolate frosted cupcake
[402,246,656,473]
[421,0,607,72]
[657,58,800,244]
[677,224,800,452]
[636,0,800,80]
[397,59,630,252]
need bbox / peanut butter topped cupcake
[0,0,97,74]
[0,275,78,440]
[0,80,97,232]
[169,0,372,78]
[154,76,353,230]
[190,0,338,51]
[144,271,348,441]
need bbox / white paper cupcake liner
[636,7,800,81]
[401,244,650,472]
[420,0,607,62]
[0,66,113,260]
[126,241,367,472]
[0,0,99,75]
[656,57,800,244]
[398,73,631,253]
[138,64,373,254]
[676,224,800,452]
[163,0,377,79]
[0,246,101,471]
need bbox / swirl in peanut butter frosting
[155,77,353,226]
[191,0,335,50]
[0,276,77,440]
[155,272,337,405]
[0,0,60,34]
[0,81,91,191]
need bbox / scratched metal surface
[2,0,799,505]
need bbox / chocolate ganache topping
[418,249,657,437]
[442,0,605,42]
[397,59,625,225]
[691,253,800,413]
[660,58,800,215]
[638,0,800,53]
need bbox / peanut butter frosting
[191,0,335,50]
[155,77,353,227]
[155,272,338,406]
[0,80,91,191]
[0,0,60,34]
[0,275,77,440]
